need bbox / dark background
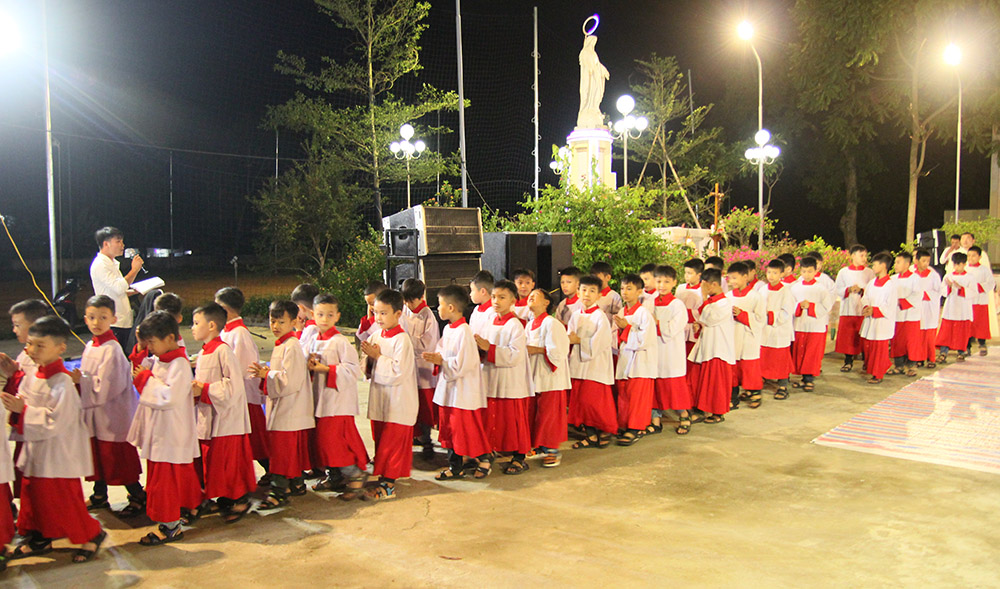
[0,0,991,265]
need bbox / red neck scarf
[874,275,890,287]
[698,293,725,314]
[782,275,796,284]
[600,286,612,297]
[223,317,246,332]
[514,297,529,307]
[493,312,518,326]
[767,282,783,291]
[530,313,548,330]
[91,330,117,347]
[317,326,341,341]
[36,359,71,380]
[644,288,657,295]
[685,282,702,290]
[201,336,226,354]
[583,305,601,314]
[410,301,428,314]
[476,301,491,313]
[898,271,913,278]
[381,324,405,338]
[564,294,579,306]
[158,347,187,363]
[275,331,298,346]
[847,265,866,271]
[732,284,753,297]
[654,294,675,306]
[448,317,468,328]
[916,268,931,277]
[801,278,817,286]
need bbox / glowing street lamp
[389,123,427,209]
[549,145,570,176]
[944,43,962,222]
[738,19,768,247]
[744,129,780,232]
[612,95,648,188]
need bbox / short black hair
[744,259,757,272]
[471,270,495,291]
[896,251,913,264]
[532,288,554,315]
[511,268,535,281]
[589,261,613,276]
[766,259,786,271]
[702,268,722,285]
[704,255,724,269]
[376,289,404,313]
[950,234,960,240]
[291,283,320,308]
[9,299,49,323]
[154,292,183,316]
[559,266,582,279]
[951,252,967,265]
[29,315,72,341]
[799,257,818,270]
[214,287,245,312]
[620,273,643,289]
[804,250,823,262]
[914,249,931,260]
[776,253,796,268]
[436,284,471,314]
[94,226,123,248]
[961,232,974,239]
[638,263,657,275]
[193,303,228,332]
[579,275,603,290]
[401,278,426,302]
[364,280,388,297]
[849,244,867,255]
[871,252,893,267]
[653,265,676,280]
[492,279,518,298]
[85,294,116,313]
[313,293,339,308]
[968,245,982,256]
[682,258,705,274]
[138,310,179,341]
[726,262,749,276]
[269,300,300,321]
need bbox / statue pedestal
[567,127,615,191]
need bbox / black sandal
[597,433,612,448]
[473,462,492,479]
[256,492,289,512]
[72,529,107,564]
[435,468,465,481]
[644,423,663,435]
[289,482,308,496]
[116,495,147,518]
[703,415,725,424]
[572,436,600,449]
[10,534,53,560]
[339,478,367,501]
[675,419,691,435]
[223,500,251,524]
[748,393,762,409]
[840,363,853,373]
[616,431,641,446]
[773,387,789,400]
[802,382,815,392]
[86,494,110,511]
[312,476,346,493]
[502,460,529,475]
[139,523,184,546]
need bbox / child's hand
[308,357,329,373]
[567,332,581,345]
[799,301,811,310]
[421,352,443,365]
[613,315,629,329]
[861,306,872,317]
[0,353,18,378]
[849,285,860,294]
[192,381,204,398]
[70,368,82,385]
[474,335,490,351]
[360,340,381,360]
[732,306,743,317]
[1,392,24,413]
[525,345,545,356]
[248,362,269,378]
[131,364,145,378]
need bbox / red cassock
[370,421,413,480]
[439,406,492,459]
[316,416,369,470]
[568,379,618,434]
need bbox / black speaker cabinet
[482,232,538,282]
[382,205,483,257]
[386,255,482,302]
[536,232,573,291]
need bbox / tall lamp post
[944,43,962,223]
[389,123,426,209]
[612,95,648,188]
[744,129,780,228]
[738,20,766,247]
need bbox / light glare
[943,43,962,66]
[738,21,754,41]
[616,95,635,116]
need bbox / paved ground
[1,331,998,588]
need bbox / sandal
[956,353,967,363]
[905,368,918,377]
[840,363,853,373]
[542,453,561,468]
[572,436,600,449]
[773,387,789,400]
[223,500,251,524]
[435,468,465,481]
[289,482,308,496]
[72,529,107,564]
[86,494,110,511]
[926,361,937,369]
[116,495,147,518]
[597,433,612,448]
[738,390,752,401]
[312,476,346,493]
[980,345,988,357]
[139,523,184,546]
[362,482,396,502]
[616,431,641,446]
[935,352,947,364]
[675,419,691,435]
[473,462,492,479]
[802,382,815,392]
[10,534,53,560]
[748,393,762,409]
[703,415,725,424]
[689,413,706,424]
[256,492,289,512]
[644,423,663,435]
[502,460,529,475]
[885,367,902,376]
[866,376,883,384]
[0,549,8,572]
[339,477,367,501]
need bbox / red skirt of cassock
[438,406,492,458]
[936,319,972,351]
[690,359,733,416]
[531,390,568,450]
[760,346,793,380]
[654,376,691,411]
[316,416,369,470]
[18,477,101,544]
[486,397,532,454]
[86,438,142,485]
[616,378,654,431]
[568,379,618,434]
[733,359,763,391]
[891,321,921,360]
[0,485,14,546]
[972,305,992,340]
[862,338,891,379]
[835,315,864,355]
[370,421,412,480]
[247,403,270,461]
[202,435,256,500]
[268,429,312,478]
[145,461,203,524]
[417,388,438,429]
[792,331,826,376]
[919,328,936,362]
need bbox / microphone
[124,248,148,274]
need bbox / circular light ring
[582,14,599,36]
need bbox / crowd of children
[0,243,995,567]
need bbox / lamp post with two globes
[612,95,648,188]
[744,129,780,242]
[389,123,426,209]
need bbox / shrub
[718,206,776,248]
[315,227,385,326]
[941,217,1000,244]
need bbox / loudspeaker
[536,232,573,291]
[917,230,947,250]
[386,255,482,301]
[382,205,484,256]
[482,232,538,282]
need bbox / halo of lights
[582,14,600,36]
[943,43,961,66]
[616,94,635,116]
[737,20,754,41]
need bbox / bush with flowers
[718,206,776,247]
[721,235,850,282]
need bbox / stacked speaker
[382,205,484,301]
[917,229,947,263]
[481,231,573,291]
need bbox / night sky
[0,0,991,265]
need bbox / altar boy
[859,253,897,384]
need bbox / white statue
[577,34,609,128]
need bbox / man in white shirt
[89,226,144,346]
[944,232,992,274]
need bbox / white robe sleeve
[21,381,76,442]
[79,346,130,410]
[266,344,308,399]
[138,360,191,410]
[489,323,526,367]
[373,337,415,386]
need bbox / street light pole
[740,20,765,248]
[944,43,963,223]
[613,95,648,189]
[390,123,426,210]
[42,0,57,296]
